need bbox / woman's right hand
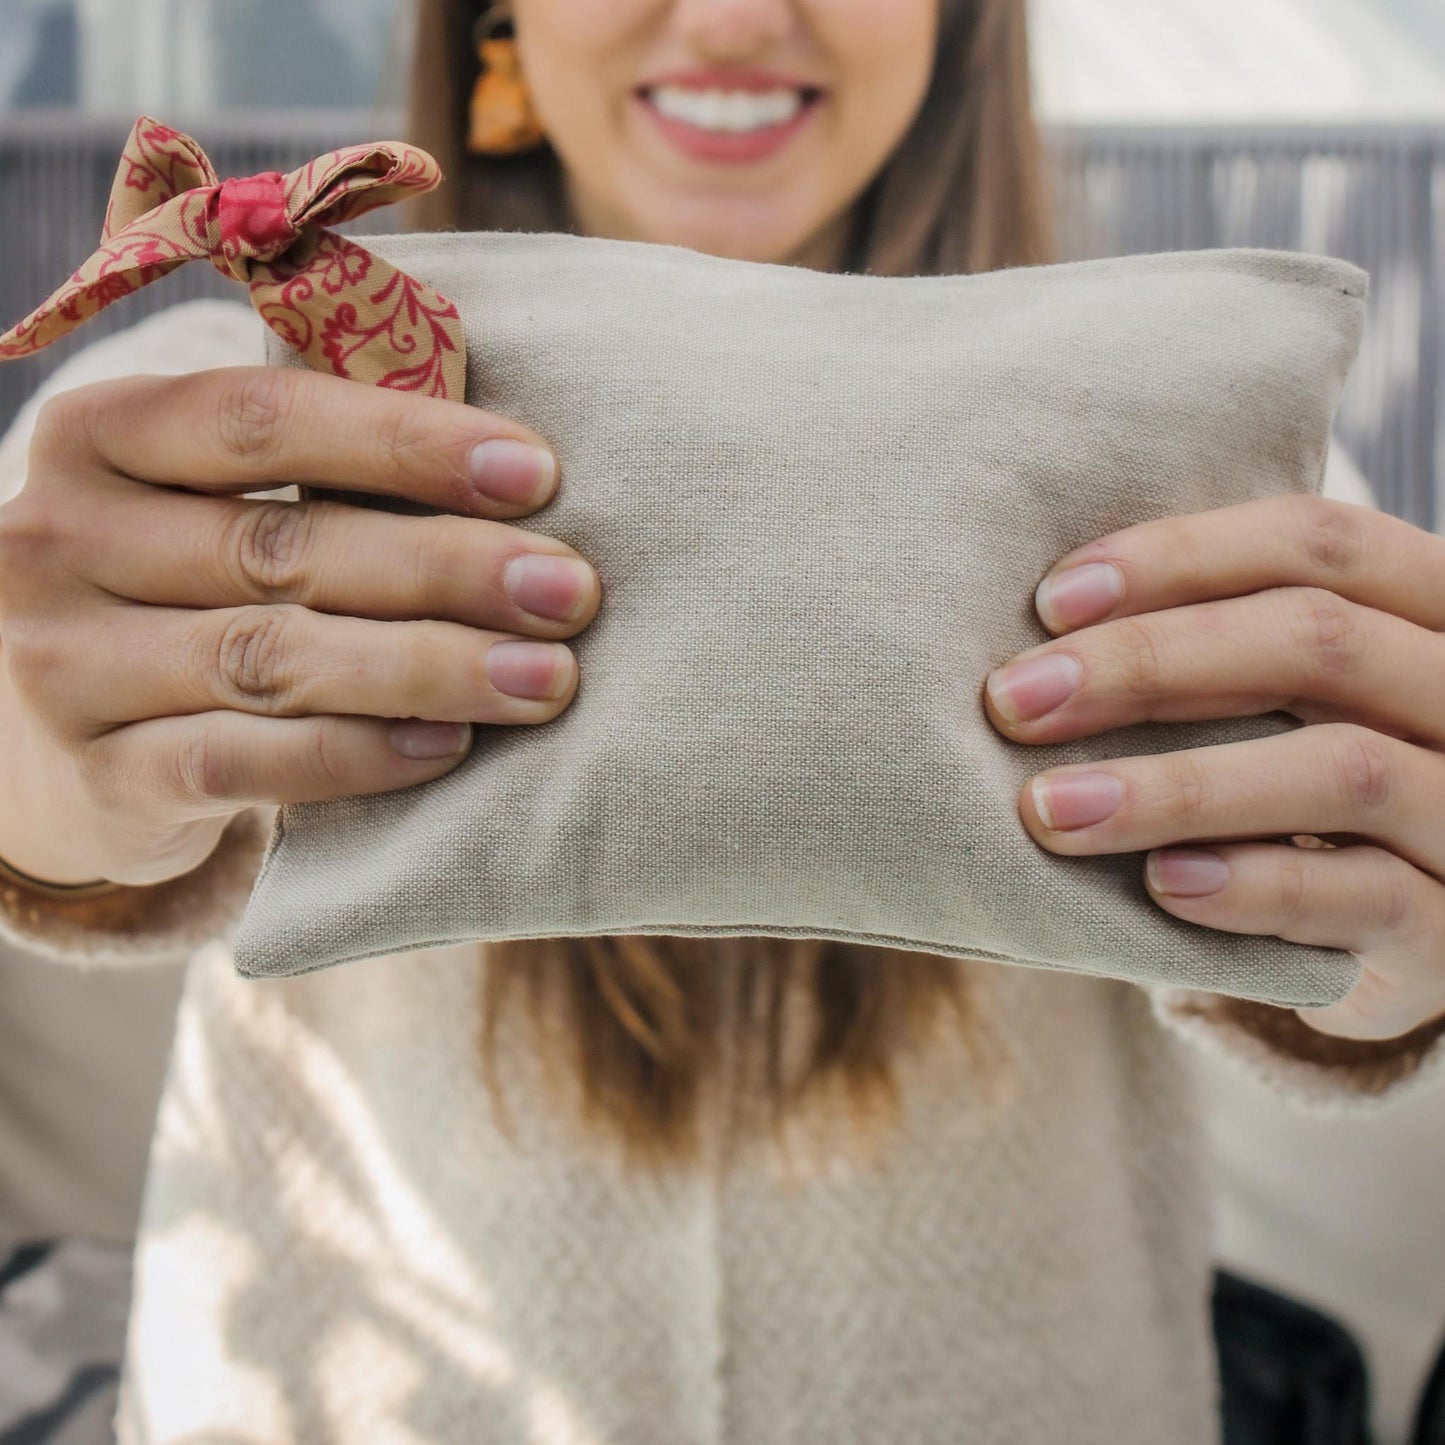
[0,366,598,889]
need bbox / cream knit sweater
[3,300,1444,1445]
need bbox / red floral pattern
[0,114,465,404]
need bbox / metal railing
[2,110,1442,527]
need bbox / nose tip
[672,0,796,56]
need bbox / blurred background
[0,3,1443,1443]
[1,0,1444,528]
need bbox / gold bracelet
[0,850,126,900]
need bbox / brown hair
[405,0,1054,1170]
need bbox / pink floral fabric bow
[0,114,465,400]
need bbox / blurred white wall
[1375,0,1445,65]
[1030,0,1445,121]
[72,0,402,112]
[5,0,1445,119]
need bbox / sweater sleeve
[1149,987,1445,1111]
[1148,440,1445,1109]
[0,299,274,965]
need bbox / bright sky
[1031,0,1445,121]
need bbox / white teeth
[649,85,805,134]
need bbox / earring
[467,1,546,156]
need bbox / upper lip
[637,68,824,95]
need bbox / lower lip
[635,91,821,165]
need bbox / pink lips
[633,68,824,166]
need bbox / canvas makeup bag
[228,232,1366,1004]
[0,119,1367,1005]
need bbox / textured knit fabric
[3,300,1445,1445]
[238,236,1365,1008]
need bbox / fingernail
[390,720,472,760]
[1035,562,1124,630]
[1031,770,1124,830]
[486,639,573,699]
[987,652,1082,723]
[468,438,557,505]
[1147,848,1229,896]
[503,554,595,622]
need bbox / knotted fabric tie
[0,114,465,400]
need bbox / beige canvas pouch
[233,233,1366,1008]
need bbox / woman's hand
[0,366,598,889]
[981,493,1445,1043]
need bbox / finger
[1018,721,1445,882]
[1142,839,1445,1040]
[1032,494,1445,637]
[84,710,476,817]
[29,366,559,518]
[51,485,600,636]
[26,603,579,734]
[984,586,1445,752]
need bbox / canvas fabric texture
[235,234,1366,1006]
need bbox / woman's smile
[513,0,937,263]
[632,68,826,164]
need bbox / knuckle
[408,514,466,602]
[302,718,355,791]
[28,391,79,461]
[214,372,293,465]
[229,501,316,599]
[213,605,304,709]
[1277,846,1311,921]
[1112,616,1165,699]
[376,406,437,491]
[176,723,234,804]
[395,630,445,707]
[0,617,62,695]
[1286,493,1366,577]
[0,494,65,598]
[1372,855,1412,933]
[72,736,124,811]
[1322,722,1393,813]
[1160,753,1213,832]
[26,386,101,470]
[1327,976,1408,1036]
[1283,585,1363,677]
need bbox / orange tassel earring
[467,2,547,156]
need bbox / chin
[631,194,823,267]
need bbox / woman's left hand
[982,492,1445,1043]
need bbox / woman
[0,1,1443,1440]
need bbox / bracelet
[0,849,126,900]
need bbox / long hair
[405,0,1054,1170]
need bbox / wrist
[0,849,120,898]
[0,809,273,964]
